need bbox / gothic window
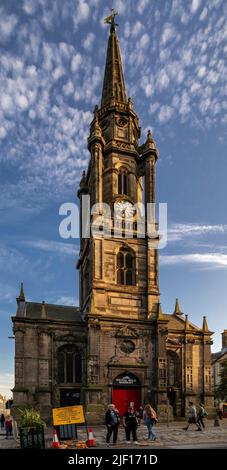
[58,345,82,384]
[118,170,128,196]
[167,351,180,387]
[186,366,193,391]
[116,248,135,286]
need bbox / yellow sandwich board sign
[52,405,85,426]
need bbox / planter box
[19,426,45,449]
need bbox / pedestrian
[0,413,5,429]
[137,406,144,425]
[217,407,223,420]
[197,403,208,430]
[143,404,157,441]
[105,404,120,446]
[183,402,201,431]
[5,415,13,439]
[123,405,139,444]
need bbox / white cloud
[22,239,79,256]
[23,0,36,15]
[158,105,174,123]
[83,32,95,51]
[132,21,143,38]
[71,53,82,72]
[157,70,170,90]
[15,94,29,110]
[73,0,90,28]
[137,0,149,14]
[161,24,176,45]
[55,296,76,306]
[139,33,149,49]
[0,283,17,303]
[0,127,7,139]
[160,253,227,269]
[0,8,18,40]
[168,223,226,242]
[63,80,74,96]
[191,0,201,14]
[200,7,208,21]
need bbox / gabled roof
[15,302,83,322]
[212,349,227,364]
[164,314,201,331]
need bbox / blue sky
[0,0,227,397]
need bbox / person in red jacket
[5,415,13,439]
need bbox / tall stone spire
[101,11,127,108]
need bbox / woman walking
[143,404,157,441]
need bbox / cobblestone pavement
[0,420,227,449]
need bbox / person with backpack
[143,404,157,441]
[183,401,201,431]
[197,403,208,430]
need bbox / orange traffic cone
[52,428,60,449]
[87,427,96,447]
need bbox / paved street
[0,420,227,449]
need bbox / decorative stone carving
[87,355,99,384]
[115,325,139,339]
[120,340,135,354]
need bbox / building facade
[212,330,227,390]
[12,18,214,422]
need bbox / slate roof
[18,302,83,322]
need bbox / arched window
[117,248,135,286]
[58,345,82,384]
[118,170,128,196]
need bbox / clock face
[114,200,136,218]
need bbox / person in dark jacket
[123,406,139,444]
[0,413,5,429]
[197,403,207,430]
[105,404,120,446]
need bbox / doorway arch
[112,373,141,416]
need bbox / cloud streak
[160,252,227,269]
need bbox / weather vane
[104,8,118,29]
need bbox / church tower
[77,13,160,418]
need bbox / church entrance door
[112,373,141,416]
[60,389,80,407]
[113,388,141,416]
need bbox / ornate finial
[93,104,99,117]
[19,282,25,300]
[104,8,118,31]
[157,302,164,320]
[202,316,209,332]
[185,314,190,330]
[16,282,26,317]
[41,301,46,319]
[147,129,153,142]
[174,298,182,315]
